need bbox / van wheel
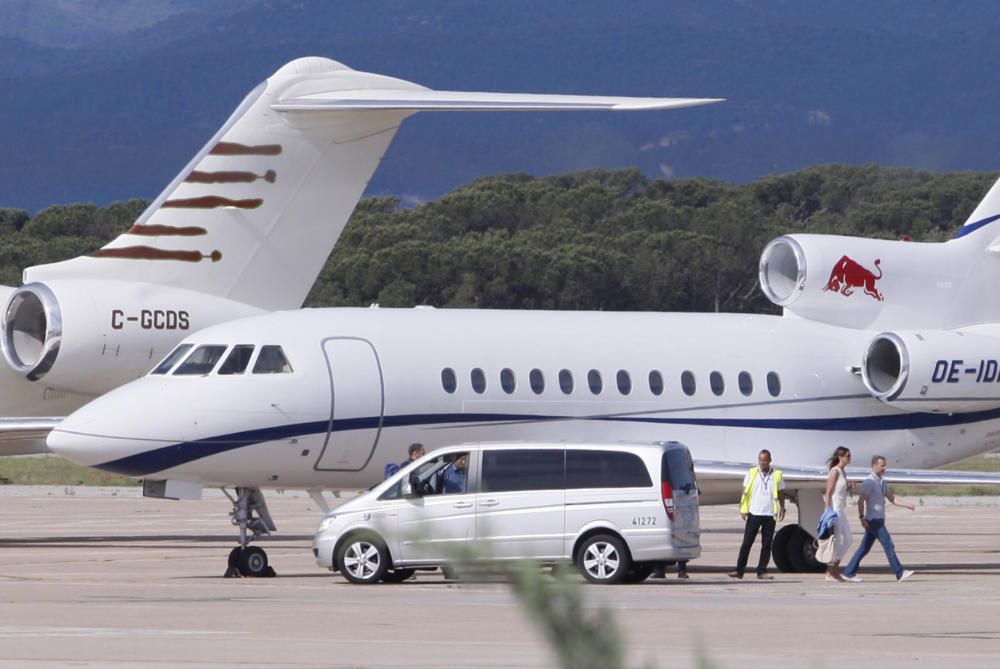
[337,536,389,584]
[577,534,630,584]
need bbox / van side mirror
[406,472,423,498]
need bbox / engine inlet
[1,283,62,381]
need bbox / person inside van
[442,454,468,494]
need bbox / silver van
[313,441,700,584]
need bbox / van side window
[481,450,564,493]
[253,345,293,374]
[566,450,652,488]
[408,452,470,496]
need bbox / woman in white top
[822,446,855,582]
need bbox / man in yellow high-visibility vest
[728,449,786,580]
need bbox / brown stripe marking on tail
[127,224,208,236]
[210,142,282,156]
[163,196,263,209]
[91,246,222,263]
[185,170,277,184]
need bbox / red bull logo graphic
[823,255,884,301]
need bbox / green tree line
[1,165,993,314]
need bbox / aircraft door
[314,337,384,471]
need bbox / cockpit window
[252,345,293,374]
[150,344,193,375]
[173,345,227,375]
[218,345,255,375]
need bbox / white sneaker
[898,569,915,582]
[841,574,863,582]
[825,574,844,582]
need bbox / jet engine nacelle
[758,234,960,330]
[1,280,263,395]
[861,329,1000,413]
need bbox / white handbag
[815,535,837,564]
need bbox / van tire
[337,535,390,584]
[577,534,631,584]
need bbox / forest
[1,164,994,316]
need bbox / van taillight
[661,481,675,520]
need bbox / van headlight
[318,515,338,533]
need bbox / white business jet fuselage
[48,305,1000,493]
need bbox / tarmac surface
[0,486,998,668]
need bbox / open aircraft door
[315,337,385,471]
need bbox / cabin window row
[440,367,781,397]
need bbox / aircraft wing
[271,90,724,113]
[695,459,1000,503]
[0,417,62,456]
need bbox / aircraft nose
[47,380,177,473]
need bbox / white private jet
[47,173,1000,576]
[0,56,718,456]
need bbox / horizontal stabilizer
[272,90,724,113]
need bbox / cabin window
[252,345,293,374]
[587,369,603,395]
[529,369,545,394]
[218,345,255,375]
[441,367,457,393]
[616,370,632,395]
[648,370,664,396]
[174,345,227,375]
[767,371,782,397]
[559,369,574,394]
[471,368,487,394]
[710,371,725,396]
[738,371,753,396]
[151,344,193,375]
[681,370,696,396]
[500,368,517,394]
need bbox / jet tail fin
[25,57,719,311]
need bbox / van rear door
[661,446,700,548]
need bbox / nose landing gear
[223,487,277,577]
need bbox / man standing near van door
[729,449,785,580]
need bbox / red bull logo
[823,255,884,301]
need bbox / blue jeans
[842,518,903,579]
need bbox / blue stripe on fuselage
[92,407,1000,477]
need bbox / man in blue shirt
[442,454,468,494]
[842,454,916,582]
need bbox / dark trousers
[842,518,903,579]
[735,514,775,575]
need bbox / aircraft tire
[771,525,796,573]
[237,546,269,577]
[785,527,824,573]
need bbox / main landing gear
[772,525,824,573]
[223,487,277,578]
